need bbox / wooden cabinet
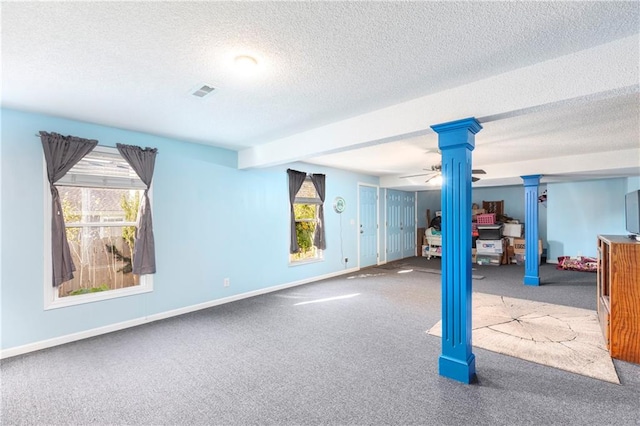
[597,235,640,364]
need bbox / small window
[290,178,323,263]
[44,147,153,309]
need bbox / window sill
[44,282,152,310]
[289,258,324,267]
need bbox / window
[290,178,323,263]
[44,146,153,309]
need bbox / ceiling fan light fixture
[234,55,258,72]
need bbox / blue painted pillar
[431,118,482,384]
[521,175,541,286]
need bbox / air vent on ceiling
[191,85,216,98]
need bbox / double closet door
[386,189,416,262]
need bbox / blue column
[431,118,482,384]
[521,175,541,286]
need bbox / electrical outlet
[344,257,349,263]
[223,278,230,287]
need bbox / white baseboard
[0,267,360,360]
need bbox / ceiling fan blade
[424,174,440,183]
[472,169,486,174]
[472,176,481,182]
[400,173,431,179]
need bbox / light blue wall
[627,176,640,193]
[0,109,378,351]
[416,190,441,228]
[546,178,628,260]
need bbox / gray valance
[40,131,98,287]
[116,143,158,275]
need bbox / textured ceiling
[2,1,639,188]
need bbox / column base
[439,353,477,384]
[524,275,540,286]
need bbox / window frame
[43,146,153,310]
[289,178,324,265]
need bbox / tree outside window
[291,179,323,262]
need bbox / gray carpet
[2,258,639,425]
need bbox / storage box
[476,213,496,225]
[513,239,543,265]
[476,253,502,266]
[503,223,523,238]
[476,239,505,254]
[477,223,503,240]
[513,238,542,255]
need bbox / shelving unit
[597,235,640,364]
[424,231,442,259]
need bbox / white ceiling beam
[379,148,640,189]
[239,35,639,169]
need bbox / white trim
[288,256,324,267]
[44,281,153,310]
[414,191,418,257]
[356,182,380,269]
[382,188,387,264]
[1,267,360,360]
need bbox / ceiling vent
[191,84,216,98]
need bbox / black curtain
[116,143,158,275]
[40,131,98,287]
[310,173,326,250]
[287,169,307,254]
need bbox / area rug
[427,292,620,384]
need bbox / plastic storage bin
[477,223,503,240]
[476,253,502,266]
[476,213,496,225]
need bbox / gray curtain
[40,131,98,287]
[287,169,307,254]
[310,173,326,250]
[116,143,158,275]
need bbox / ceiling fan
[401,163,487,183]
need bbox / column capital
[431,117,483,134]
[521,174,542,186]
[431,118,482,151]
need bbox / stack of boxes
[503,223,524,262]
[503,224,543,264]
[512,237,543,265]
[435,203,544,265]
[475,213,506,266]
